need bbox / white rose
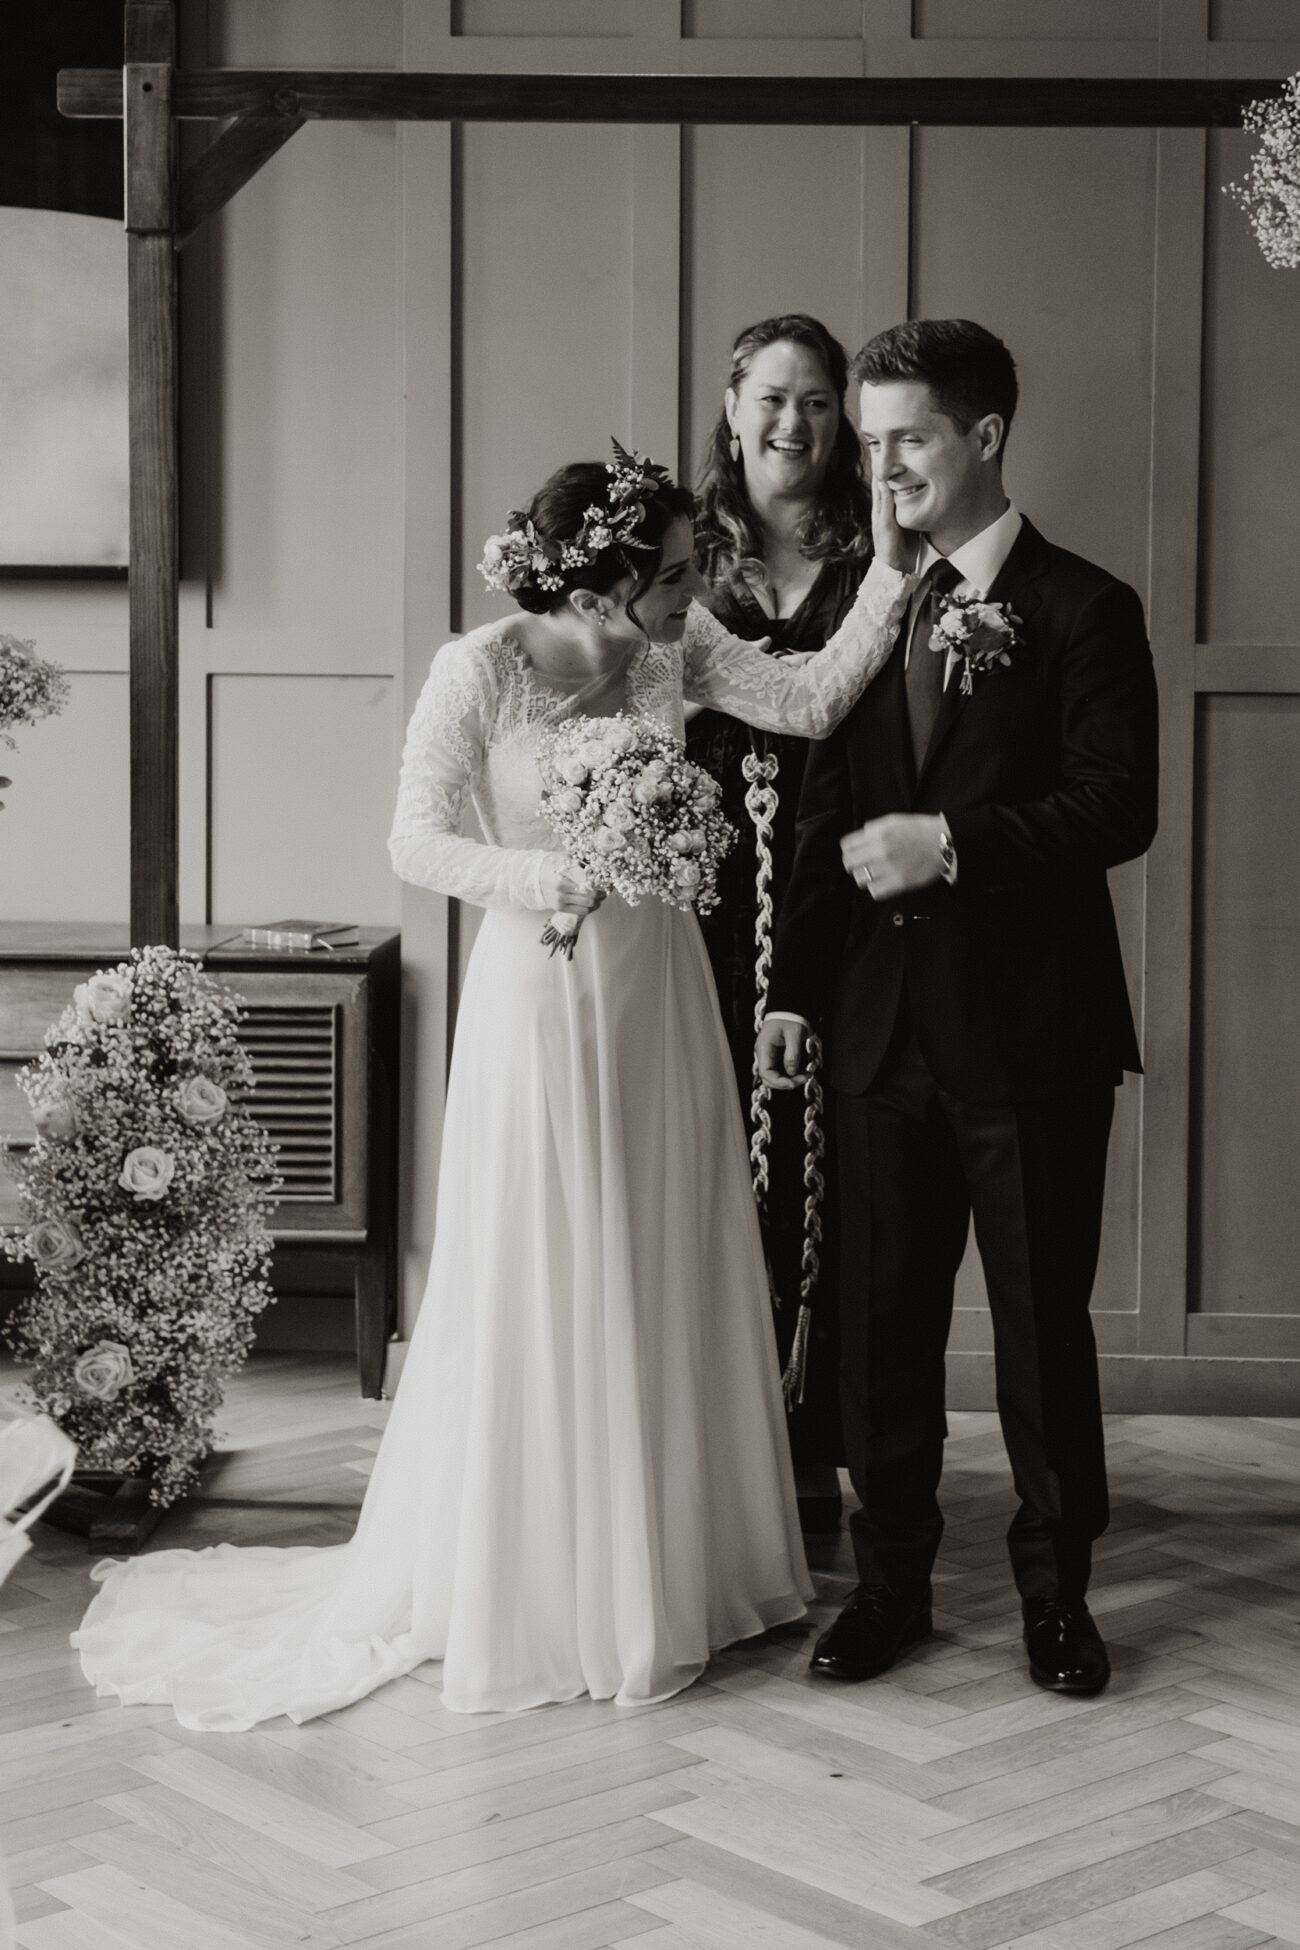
[119,1146,175,1202]
[605,724,635,754]
[603,805,637,833]
[27,1215,86,1274]
[32,1098,78,1142]
[593,828,622,854]
[554,787,583,816]
[557,754,589,786]
[673,861,702,891]
[175,1076,227,1126]
[73,1341,134,1402]
[693,778,721,808]
[667,831,694,854]
[75,972,132,1024]
[578,741,607,770]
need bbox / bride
[74,446,916,1728]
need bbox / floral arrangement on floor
[0,634,70,750]
[2,947,281,1507]
[536,712,737,956]
[1226,72,1300,270]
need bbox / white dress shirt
[907,500,1023,691]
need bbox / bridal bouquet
[537,713,736,957]
[2,946,280,1507]
[0,634,70,750]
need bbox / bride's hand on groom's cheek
[841,814,946,899]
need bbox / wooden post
[124,2,179,948]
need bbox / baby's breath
[0,635,70,751]
[1,947,281,1507]
[1226,74,1300,270]
[538,713,736,918]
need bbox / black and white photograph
[0,3,1299,1946]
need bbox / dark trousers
[835,1030,1114,1606]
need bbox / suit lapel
[915,518,1050,789]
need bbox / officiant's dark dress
[687,551,869,1487]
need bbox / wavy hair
[695,313,872,599]
[505,461,694,636]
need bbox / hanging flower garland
[1226,73,1300,270]
[2,947,280,1507]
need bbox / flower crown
[478,439,675,596]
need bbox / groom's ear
[974,414,1005,464]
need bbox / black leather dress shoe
[1023,1598,1111,1696]
[809,1586,932,1682]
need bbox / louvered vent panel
[237,1004,339,1203]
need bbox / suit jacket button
[892,911,905,927]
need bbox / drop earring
[729,435,741,464]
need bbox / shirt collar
[917,502,1023,599]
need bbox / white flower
[605,723,636,754]
[27,1215,86,1274]
[119,1146,176,1202]
[75,971,132,1024]
[73,1341,134,1402]
[557,754,590,786]
[667,831,694,854]
[31,1098,78,1141]
[672,860,702,891]
[577,740,607,770]
[175,1076,227,1126]
[593,828,623,854]
[554,787,583,815]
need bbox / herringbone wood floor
[3,1353,1300,1949]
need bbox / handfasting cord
[742,743,825,1410]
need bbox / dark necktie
[905,557,963,771]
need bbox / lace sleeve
[388,637,565,913]
[681,556,918,737]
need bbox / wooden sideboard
[0,925,400,1397]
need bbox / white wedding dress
[75,564,913,1729]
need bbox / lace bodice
[388,556,916,913]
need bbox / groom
[757,319,1158,1697]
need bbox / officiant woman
[689,312,875,1533]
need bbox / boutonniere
[932,596,1022,696]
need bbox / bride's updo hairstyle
[478,444,694,637]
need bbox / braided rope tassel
[742,750,780,1201]
[741,746,825,1412]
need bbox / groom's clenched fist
[756,1016,811,1090]
[841,813,953,900]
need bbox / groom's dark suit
[767,516,1158,1604]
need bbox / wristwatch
[937,819,957,885]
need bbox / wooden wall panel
[685,0,863,36]
[217,0,403,66]
[683,125,870,475]
[459,123,638,633]
[0,672,129,922]
[212,122,402,637]
[913,0,1158,37]
[911,127,1158,596]
[1210,0,1300,38]
[1201,129,1300,648]
[208,673,401,925]
[455,0,632,32]
[1192,695,1300,1320]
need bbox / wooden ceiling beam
[60,69,1279,129]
